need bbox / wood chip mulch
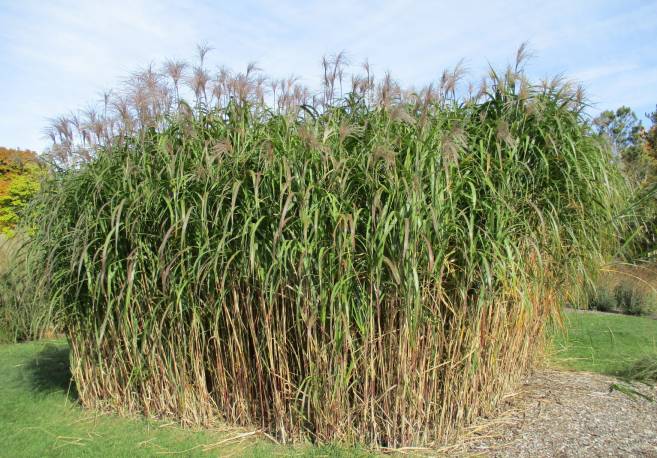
[460,370,657,457]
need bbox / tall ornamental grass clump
[28,52,626,446]
[0,237,55,343]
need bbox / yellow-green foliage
[0,147,42,237]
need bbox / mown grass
[552,309,657,378]
[0,340,372,457]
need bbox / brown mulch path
[461,370,657,457]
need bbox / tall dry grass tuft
[27,47,627,447]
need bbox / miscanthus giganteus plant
[27,44,628,447]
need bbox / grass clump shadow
[25,343,77,400]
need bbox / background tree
[593,106,640,155]
[0,147,43,237]
[593,107,656,184]
[594,107,657,259]
[645,106,657,159]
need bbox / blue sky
[1,0,656,152]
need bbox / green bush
[613,281,654,316]
[585,264,657,316]
[0,235,55,342]
[589,286,616,313]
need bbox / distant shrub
[587,264,657,317]
[614,282,646,315]
[589,287,616,312]
[0,235,55,342]
[0,325,10,344]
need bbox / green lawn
[0,340,371,457]
[552,309,657,377]
[2,310,655,457]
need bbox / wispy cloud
[571,64,639,83]
[1,0,656,150]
